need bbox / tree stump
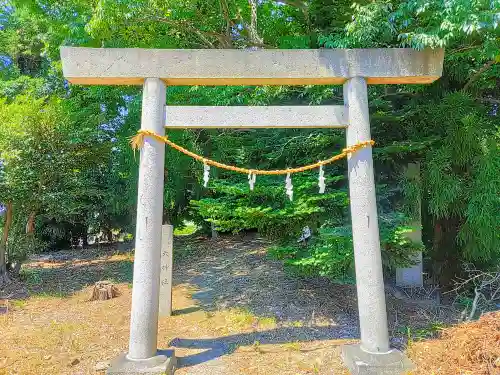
[90,281,119,301]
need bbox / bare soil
[0,234,483,375]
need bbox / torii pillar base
[107,351,176,375]
[341,344,414,375]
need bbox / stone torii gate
[60,47,444,375]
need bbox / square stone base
[341,344,414,375]
[107,350,176,375]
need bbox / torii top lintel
[60,47,444,86]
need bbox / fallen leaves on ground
[408,311,500,375]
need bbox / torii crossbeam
[60,47,444,375]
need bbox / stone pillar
[344,77,389,353]
[108,78,175,374]
[396,249,423,286]
[128,77,166,359]
[159,224,174,317]
[341,77,413,374]
[396,163,424,287]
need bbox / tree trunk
[0,203,13,286]
[247,0,263,45]
[25,211,35,234]
[9,210,37,278]
[430,216,463,288]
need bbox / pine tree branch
[378,91,417,99]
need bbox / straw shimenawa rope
[130,129,375,175]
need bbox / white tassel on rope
[248,171,256,191]
[203,163,210,187]
[285,173,293,201]
[318,164,325,193]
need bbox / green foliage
[318,0,500,277]
[380,219,425,270]
[191,173,348,238]
[406,93,500,264]
[19,267,42,285]
[0,0,498,285]
[269,214,423,281]
[173,221,198,236]
[270,226,355,281]
[5,219,44,263]
[401,321,445,347]
[319,0,500,53]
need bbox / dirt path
[0,235,456,374]
[171,235,360,374]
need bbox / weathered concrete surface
[107,351,176,375]
[159,224,173,317]
[341,344,414,375]
[396,225,423,287]
[396,163,423,287]
[60,47,444,86]
[343,77,390,354]
[127,78,166,359]
[165,105,347,128]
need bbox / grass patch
[20,268,42,285]
[31,291,67,299]
[258,316,277,329]
[398,321,445,346]
[226,307,258,328]
[282,341,301,351]
[9,299,27,309]
[20,256,133,297]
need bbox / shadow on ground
[173,235,360,330]
[170,326,355,368]
[172,234,458,357]
[22,256,134,297]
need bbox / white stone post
[396,163,424,287]
[343,77,390,353]
[128,78,167,359]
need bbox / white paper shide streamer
[318,164,325,193]
[285,173,293,201]
[203,163,210,187]
[248,171,256,190]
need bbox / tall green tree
[318,0,500,281]
[1,0,498,286]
